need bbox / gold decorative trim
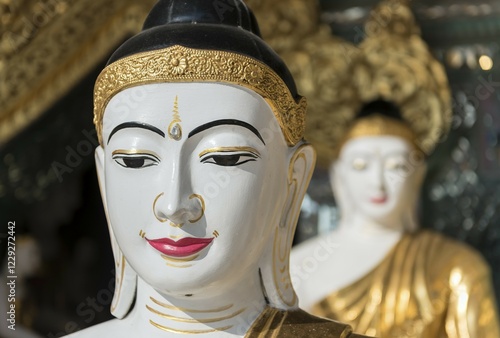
[188,194,205,224]
[112,149,160,158]
[334,114,421,157]
[199,147,260,158]
[272,225,297,307]
[168,95,182,141]
[169,222,184,228]
[150,297,233,313]
[153,193,168,223]
[152,193,184,227]
[166,263,192,268]
[271,145,314,307]
[146,305,245,323]
[0,0,157,145]
[110,255,126,312]
[149,320,232,334]
[161,254,199,263]
[93,45,306,147]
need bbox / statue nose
[153,192,204,227]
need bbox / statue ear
[329,160,354,220]
[262,144,316,309]
[95,147,137,319]
[414,161,427,189]
[329,161,342,207]
[404,160,427,232]
[95,147,107,210]
[281,144,316,230]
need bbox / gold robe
[312,230,500,338]
[246,306,370,337]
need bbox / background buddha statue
[291,0,500,337]
[66,0,369,337]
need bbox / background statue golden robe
[313,231,500,337]
[290,0,500,337]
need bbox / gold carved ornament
[93,45,306,147]
[245,0,366,165]
[245,0,321,54]
[304,0,452,168]
[0,0,157,145]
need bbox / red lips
[146,237,214,257]
[370,196,388,204]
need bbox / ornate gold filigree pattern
[0,0,157,145]
[93,45,306,147]
[246,0,359,116]
[245,0,320,54]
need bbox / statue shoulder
[414,230,492,281]
[282,309,373,337]
[247,307,373,337]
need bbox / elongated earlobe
[95,147,137,318]
[95,147,107,210]
[404,161,427,233]
[260,144,316,309]
[330,160,355,223]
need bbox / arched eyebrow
[188,119,265,145]
[107,122,165,144]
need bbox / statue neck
[337,212,405,239]
[125,271,267,337]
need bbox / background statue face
[331,135,425,227]
[96,83,290,296]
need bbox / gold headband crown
[333,114,420,158]
[93,45,306,146]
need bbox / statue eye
[385,158,408,172]
[113,154,159,169]
[352,158,367,171]
[201,153,259,167]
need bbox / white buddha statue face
[95,83,294,296]
[331,135,425,229]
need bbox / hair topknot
[143,0,261,36]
